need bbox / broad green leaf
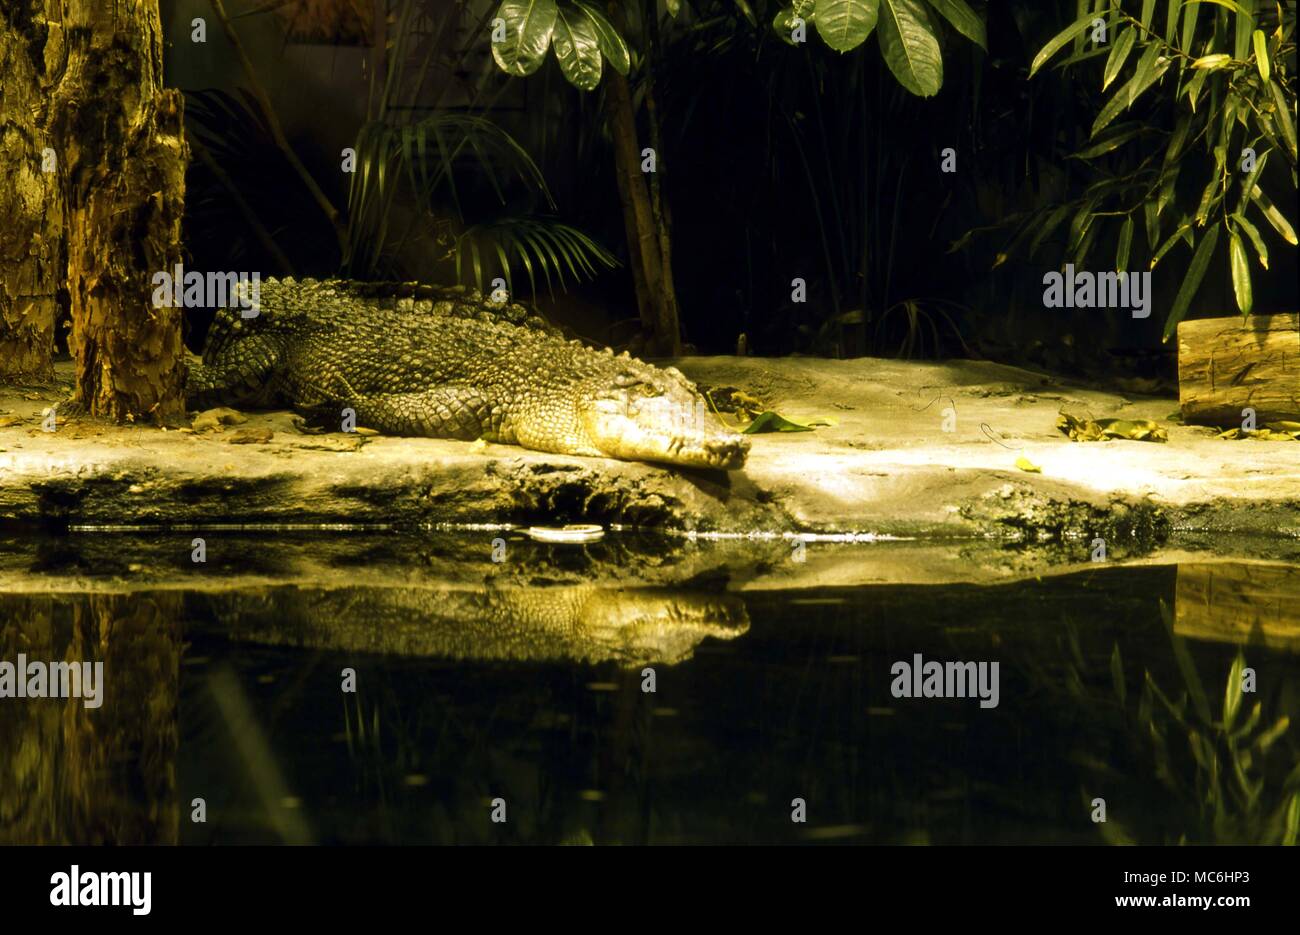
[1128,42,1169,105]
[1237,148,1269,211]
[878,0,943,96]
[1029,204,1072,257]
[1253,29,1269,81]
[1151,220,1190,266]
[1233,0,1254,60]
[574,2,630,75]
[816,0,881,52]
[926,0,986,50]
[1165,0,1183,44]
[1056,41,1116,68]
[1162,222,1219,341]
[1116,215,1134,271]
[1249,184,1298,244]
[1091,44,1167,138]
[1111,643,1126,707]
[1103,27,1136,91]
[1229,230,1253,314]
[1161,601,1213,724]
[1182,66,1209,111]
[1072,220,1100,267]
[1223,652,1245,731]
[1030,13,1096,78]
[1072,121,1146,158]
[491,0,559,77]
[552,6,602,91]
[733,0,758,27]
[774,8,807,44]
[793,0,816,17]
[1268,80,1297,162]
[1232,212,1269,268]
[1066,200,1096,255]
[1253,715,1291,753]
[1183,0,1255,15]
[1180,1,1199,60]
[1144,198,1160,248]
[1164,114,1191,166]
[1194,172,1223,225]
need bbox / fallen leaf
[1057,412,1167,442]
[228,427,273,444]
[192,407,248,432]
[742,410,836,434]
[1015,455,1042,473]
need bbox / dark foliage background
[172,0,1297,381]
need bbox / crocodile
[212,584,750,667]
[187,277,749,470]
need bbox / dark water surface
[2,532,1297,845]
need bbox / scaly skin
[220,585,750,667]
[188,278,749,470]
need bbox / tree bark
[1177,312,1299,425]
[0,1,61,383]
[640,6,682,357]
[47,0,188,422]
[0,593,181,844]
[602,4,680,357]
[1176,563,1300,652]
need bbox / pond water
[1,531,1297,845]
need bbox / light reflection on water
[1,535,1297,845]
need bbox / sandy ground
[0,358,1296,550]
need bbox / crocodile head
[577,587,750,666]
[555,358,749,470]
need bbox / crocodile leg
[339,385,500,440]
[186,333,284,411]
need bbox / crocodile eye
[639,384,660,397]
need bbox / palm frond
[453,217,619,299]
[343,114,556,277]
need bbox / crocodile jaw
[581,394,750,470]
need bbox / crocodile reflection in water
[216,584,750,666]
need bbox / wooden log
[1175,563,1300,651]
[1177,313,1299,426]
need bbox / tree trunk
[602,5,680,357]
[48,1,188,422]
[1176,563,1300,652]
[1177,312,1299,425]
[0,1,61,383]
[641,6,682,357]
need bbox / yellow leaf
[1015,455,1042,473]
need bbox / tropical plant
[1011,0,1297,339]
[1036,602,1300,845]
[187,0,615,296]
[342,0,617,291]
[488,0,988,97]
[771,0,987,95]
[1096,603,1300,845]
[490,0,633,88]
